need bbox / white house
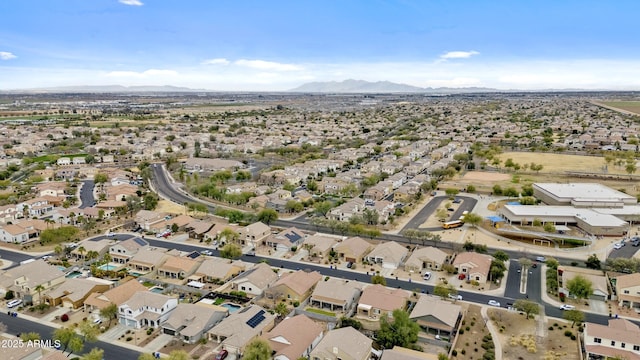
[118,291,178,329]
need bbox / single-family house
[365,241,408,270]
[452,252,493,283]
[615,273,640,310]
[126,247,168,274]
[334,237,373,264]
[135,210,168,231]
[231,262,279,296]
[70,239,112,262]
[157,255,200,280]
[309,278,362,313]
[118,291,178,329]
[263,314,324,360]
[161,303,227,344]
[109,237,148,264]
[0,259,66,304]
[265,270,322,305]
[239,221,271,247]
[193,258,246,284]
[310,326,372,360]
[207,305,276,355]
[265,227,306,252]
[44,277,112,309]
[404,247,450,273]
[409,295,462,340]
[0,223,29,243]
[84,278,148,312]
[380,346,440,360]
[302,234,338,259]
[584,318,640,360]
[356,284,411,320]
[558,265,609,301]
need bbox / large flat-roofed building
[498,205,628,236]
[533,183,637,207]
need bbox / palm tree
[86,251,99,265]
[54,245,64,259]
[34,284,45,306]
[77,246,86,261]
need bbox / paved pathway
[480,306,502,360]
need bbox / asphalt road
[401,196,477,232]
[78,180,95,209]
[0,312,144,359]
[608,242,640,259]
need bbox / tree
[438,354,450,360]
[218,228,239,244]
[167,350,191,360]
[244,338,272,360]
[100,303,118,326]
[34,284,45,305]
[79,320,100,342]
[513,299,539,319]
[313,201,333,218]
[566,275,594,300]
[376,309,420,349]
[285,200,304,213]
[138,354,157,360]
[77,246,86,261]
[274,302,289,318]
[519,257,533,269]
[220,243,242,260]
[493,250,509,262]
[445,188,459,198]
[543,222,556,233]
[586,254,601,270]
[463,212,482,227]
[563,309,585,328]
[371,274,386,286]
[68,333,84,356]
[82,347,105,360]
[434,284,452,299]
[257,209,278,225]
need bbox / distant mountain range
[289,79,500,93]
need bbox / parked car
[106,232,115,237]
[458,273,467,280]
[346,261,353,268]
[488,300,501,307]
[448,293,463,300]
[614,242,625,250]
[246,248,256,256]
[535,256,546,262]
[531,263,537,268]
[201,250,212,256]
[423,272,431,280]
[215,349,228,360]
[633,240,640,247]
[452,198,462,204]
[7,299,22,308]
[560,304,575,310]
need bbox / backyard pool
[66,271,82,278]
[221,303,241,313]
[149,286,164,294]
[98,263,118,271]
[57,266,66,272]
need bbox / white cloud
[106,69,178,78]
[0,52,17,60]
[119,0,143,6]
[440,50,480,59]
[202,58,230,65]
[235,59,302,71]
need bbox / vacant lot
[496,152,631,175]
[599,101,640,115]
[452,304,494,360]
[488,309,580,360]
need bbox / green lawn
[305,307,336,317]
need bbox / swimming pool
[98,263,118,271]
[57,266,66,272]
[221,303,241,313]
[66,271,82,278]
[149,286,164,294]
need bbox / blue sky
[1,0,639,90]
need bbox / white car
[107,232,115,237]
[448,294,463,301]
[201,250,212,256]
[535,256,546,262]
[614,243,625,250]
[560,304,575,310]
[488,300,501,307]
[423,272,431,280]
[7,299,22,308]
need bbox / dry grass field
[599,101,640,115]
[156,199,187,214]
[496,152,629,174]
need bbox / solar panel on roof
[246,309,266,328]
[187,251,200,259]
[133,237,148,246]
[284,232,302,243]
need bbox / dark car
[633,240,640,247]
[215,350,228,360]
[346,262,353,268]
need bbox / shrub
[466,326,470,331]
[548,326,554,330]
[461,349,466,355]
[571,335,576,340]
[451,349,458,356]
[147,328,153,335]
[61,314,69,322]
[564,330,572,337]
[4,290,15,300]
[126,336,133,341]
[458,329,464,335]
[292,301,300,307]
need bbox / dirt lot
[451,304,493,360]
[496,152,633,175]
[598,101,640,115]
[156,200,188,214]
[488,309,580,360]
